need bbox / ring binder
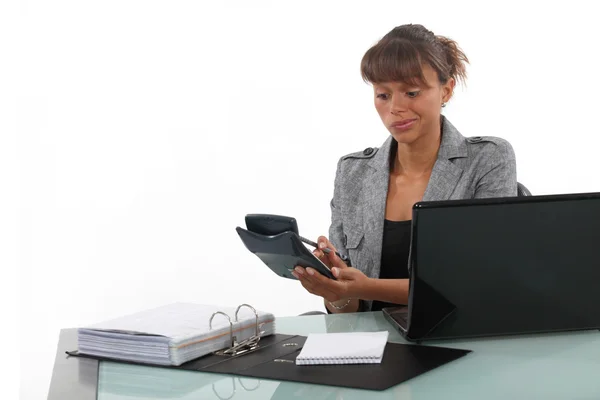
[66,320,471,391]
[70,302,276,366]
[211,303,266,357]
[65,302,472,391]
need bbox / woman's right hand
[311,235,337,269]
[292,236,365,313]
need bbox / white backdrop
[9,0,600,399]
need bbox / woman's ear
[442,77,456,104]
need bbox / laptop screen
[407,192,600,340]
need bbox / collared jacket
[328,116,517,311]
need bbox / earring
[441,102,447,108]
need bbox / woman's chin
[390,130,421,145]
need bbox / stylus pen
[299,236,351,265]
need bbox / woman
[292,24,517,313]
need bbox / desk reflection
[98,360,410,400]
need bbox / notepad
[76,303,275,366]
[295,331,389,365]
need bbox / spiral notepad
[295,331,389,365]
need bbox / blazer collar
[437,116,468,160]
[367,115,467,173]
[423,116,467,201]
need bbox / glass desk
[49,312,600,400]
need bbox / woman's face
[373,64,454,145]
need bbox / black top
[371,219,412,312]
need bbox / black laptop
[383,192,600,342]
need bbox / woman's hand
[292,236,371,303]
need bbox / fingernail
[307,268,315,276]
[332,267,339,277]
[292,271,299,279]
[319,242,326,249]
[294,267,303,275]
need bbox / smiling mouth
[390,119,417,130]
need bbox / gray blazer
[328,116,517,311]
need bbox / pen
[298,235,351,265]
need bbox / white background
[6,0,600,399]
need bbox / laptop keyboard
[394,310,409,325]
[384,307,409,330]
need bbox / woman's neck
[393,123,442,177]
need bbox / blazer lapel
[422,117,467,201]
[361,137,394,278]
[422,159,463,201]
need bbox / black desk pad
[68,334,471,391]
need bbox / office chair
[299,182,533,316]
[517,182,532,197]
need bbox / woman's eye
[406,91,420,98]
[376,93,389,100]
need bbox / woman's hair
[360,24,469,87]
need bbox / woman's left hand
[292,251,371,303]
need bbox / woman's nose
[390,94,408,114]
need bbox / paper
[78,303,275,366]
[296,331,389,365]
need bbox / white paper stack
[296,331,389,365]
[77,303,275,366]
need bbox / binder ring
[235,303,260,338]
[209,311,235,349]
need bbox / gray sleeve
[328,158,368,312]
[474,140,518,198]
[329,157,347,255]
